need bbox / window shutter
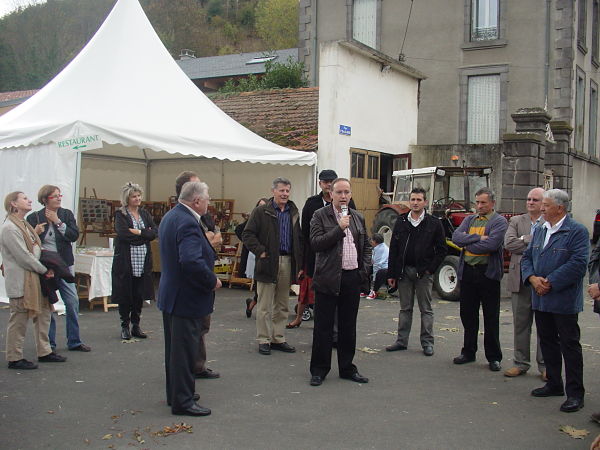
[467,74,500,144]
[353,0,377,48]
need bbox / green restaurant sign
[56,134,103,151]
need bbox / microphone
[341,204,348,217]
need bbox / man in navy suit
[158,181,221,416]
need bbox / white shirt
[180,201,202,223]
[408,209,426,227]
[542,214,567,248]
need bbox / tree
[255,0,298,49]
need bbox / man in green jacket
[242,177,303,355]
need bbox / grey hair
[475,187,495,202]
[120,182,143,212]
[543,188,569,208]
[179,181,209,202]
[272,177,291,190]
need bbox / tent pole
[221,160,225,199]
[74,150,82,216]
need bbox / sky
[0,0,45,18]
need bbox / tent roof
[0,0,316,166]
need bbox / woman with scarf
[0,191,67,370]
[112,182,157,340]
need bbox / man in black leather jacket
[385,187,446,356]
[308,178,371,386]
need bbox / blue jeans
[49,269,83,350]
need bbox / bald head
[526,187,544,217]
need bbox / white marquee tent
[0,0,316,300]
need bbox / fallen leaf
[101,434,113,440]
[115,433,123,438]
[444,316,459,320]
[392,318,399,322]
[152,422,194,437]
[357,346,380,354]
[383,331,398,335]
[439,327,460,332]
[75,380,85,383]
[121,339,140,344]
[559,425,589,439]
[366,332,378,336]
[133,429,145,444]
[83,438,90,445]
[47,410,55,414]
[490,402,498,405]
[438,300,450,304]
[225,328,242,332]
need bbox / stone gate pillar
[546,121,573,202]
[500,108,550,214]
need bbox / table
[74,250,117,312]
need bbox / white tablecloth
[74,253,113,300]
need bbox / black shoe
[453,354,475,365]
[423,346,434,356]
[489,361,501,371]
[69,344,91,352]
[258,344,271,355]
[121,326,131,340]
[386,342,407,352]
[131,325,147,339]
[38,352,67,363]
[560,397,584,413]
[310,375,323,386]
[245,298,253,318]
[172,402,211,416]
[8,359,38,370]
[195,368,220,379]
[531,385,565,397]
[270,342,296,353]
[341,372,369,383]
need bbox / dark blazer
[310,204,371,296]
[242,199,303,284]
[301,193,356,277]
[157,203,217,318]
[111,208,157,302]
[388,212,447,280]
[27,207,79,266]
[39,250,75,303]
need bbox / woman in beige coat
[0,191,67,370]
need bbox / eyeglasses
[48,194,63,199]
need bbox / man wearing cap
[286,170,355,329]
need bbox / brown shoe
[504,366,526,377]
[541,370,548,382]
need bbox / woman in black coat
[112,182,157,340]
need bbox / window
[590,81,598,157]
[392,154,411,171]
[593,0,599,64]
[575,68,586,152]
[352,0,377,48]
[367,155,379,179]
[467,74,500,144]
[351,152,365,178]
[578,0,588,52]
[470,0,499,41]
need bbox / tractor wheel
[372,208,399,247]
[434,255,460,301]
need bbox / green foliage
[255,0,298,49]
[218,56,307,93]
[0,0,298,91]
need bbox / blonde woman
[0,191,67,370]
[112,183,157,340]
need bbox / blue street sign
[339,125,351,136]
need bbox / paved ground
[1,286,599,449]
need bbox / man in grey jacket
[451,188,508,372]
[503,187,545,378]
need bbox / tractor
[372,166,493,301]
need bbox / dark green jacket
[242,199,303,284]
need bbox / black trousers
[373,269,388,291]
[310,269,361,378]
[534,310,584,398]
[162,311,202,411]
[459,264,502,362]
[119,276,144,326]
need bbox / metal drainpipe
[544,0,551,103]
[312,0,318,86]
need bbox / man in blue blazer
[522,189,589,413]
[157,181,221,417]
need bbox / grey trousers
[396,266,434,347]
[511,285,545,372]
